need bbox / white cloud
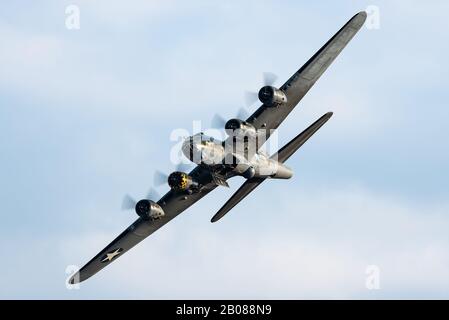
[58,185,449,299]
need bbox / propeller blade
[211,113,227,129]
[263,72,278,86]
[121,194,136,211]
[244,91,258,107]
[244,72,278,107]
[236,107,249,120]
[175,162,192,173]
[146,187,160,200]
[154,170,168,187]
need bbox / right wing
[247,11,366,139]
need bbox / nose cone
[168,171,189,191]
[135,199,150,216]
[258,85,274,104]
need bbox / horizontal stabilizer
[272,112,333,163]
[211,177,265,223]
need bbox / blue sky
[0,0,448,299]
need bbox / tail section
[211,112,332,223]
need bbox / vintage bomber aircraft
[69,12,366,284]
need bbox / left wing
[69,166,218,284]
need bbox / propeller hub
[135,199,150,216]
[258,85,287,106]
[168,171,189,191]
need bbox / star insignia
[101,248,123,263]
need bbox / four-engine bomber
[69,11,367,284]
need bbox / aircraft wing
[69,166,218,284]
[247,11,366,137]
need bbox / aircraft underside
[69,11,367,284]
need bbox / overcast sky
[1,0,448,299]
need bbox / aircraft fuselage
[181,132,293,180]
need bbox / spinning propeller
[121,187,161,211]
[153,162,194,187]
[210,107,250,129]
[244,72,278,107]
[121,162,193,211]
[210,72,278,130]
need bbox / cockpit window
[190,133,217,147]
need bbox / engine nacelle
[225,119,257,138]
[135,200,165,220]
[168,171,199,192]
[258,86,287,107]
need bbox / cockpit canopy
[182,133,224,164]
[193,132,215,143]
[186,133,218,148]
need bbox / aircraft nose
[182,137,194,160]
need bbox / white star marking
[101,248,122,262]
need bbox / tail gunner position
[70,12,367,284]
